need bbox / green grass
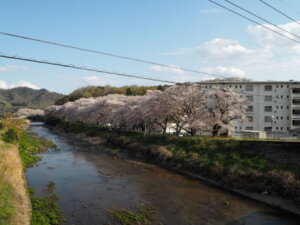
[18,131,64,225]
[2,128,19,143]
[0,183,15,225]
[19,131,59,168]
[108,204,156,225]
[29,186,64,225]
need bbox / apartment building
[197,81,300,135]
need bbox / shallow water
[26,123,300,225]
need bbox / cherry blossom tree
[16,108,44,117]
[45,85,248,137]
[204,88,248,136]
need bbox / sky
[1,0,300,94]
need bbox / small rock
[261,191,269,195]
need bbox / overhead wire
[0,52,292,105]
[225,0,300,39]
[278,0,300,17]
[0,31,229,79]
[208,0,300,44]
[259,0,300,25]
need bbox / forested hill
[55,85,169,105]
[0,87,65,112]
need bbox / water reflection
[26,124,300,225]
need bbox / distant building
[197,81,300,137]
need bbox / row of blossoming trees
[45,85,248,136]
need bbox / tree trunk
[212,124,221,137]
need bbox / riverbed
[26,123,300,225]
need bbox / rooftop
[195,81,300,85]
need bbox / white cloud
[0,80,39,89]
[0,65,29,72]
[150,65,185,74]
[82,75,127,86]
[196,38,271,63]
[83,76,101,84]
[200,66,246,77]
[247,21,300,47]
[200,8,219,13]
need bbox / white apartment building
[197,81,300,136]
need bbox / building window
[264,116,272,122]
[287,116,290,120]
[265,85,272,91]
[264,106,272,112]
[246,95,254,102]
[264,95,272,102]
[281,106,283,109]
[246,106,253,112]
[245,85,253,91]
[287,106,289,109]
[240,85,242,88]
[281,85,283,88]
[245,126,253,130]
[281,116,283,120]
[281,95,283,99]
[264,127,272,131]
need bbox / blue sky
[1,0,300,94]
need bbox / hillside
[0,87,64,112]
[55,85,169,105]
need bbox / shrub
[149,145,173,161]
[2,128,19,143]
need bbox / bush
[2,128,19,143]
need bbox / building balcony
[292,95,300,99]
[291,125,300,130]
[292,115,300,119]
[292,88,300,98]
[292,105,300,110]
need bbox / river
[26,123,300,225]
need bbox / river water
[26,123,300,225]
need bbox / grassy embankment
[46,116,300,207]
[0,118,63,225]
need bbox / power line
[0,52,291,104]
[278,0,300,17]
[225,0,300,39]
[0,31,228,79]
[0,52,176,84]
[208,0,300,45]
[259,0,300,25]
